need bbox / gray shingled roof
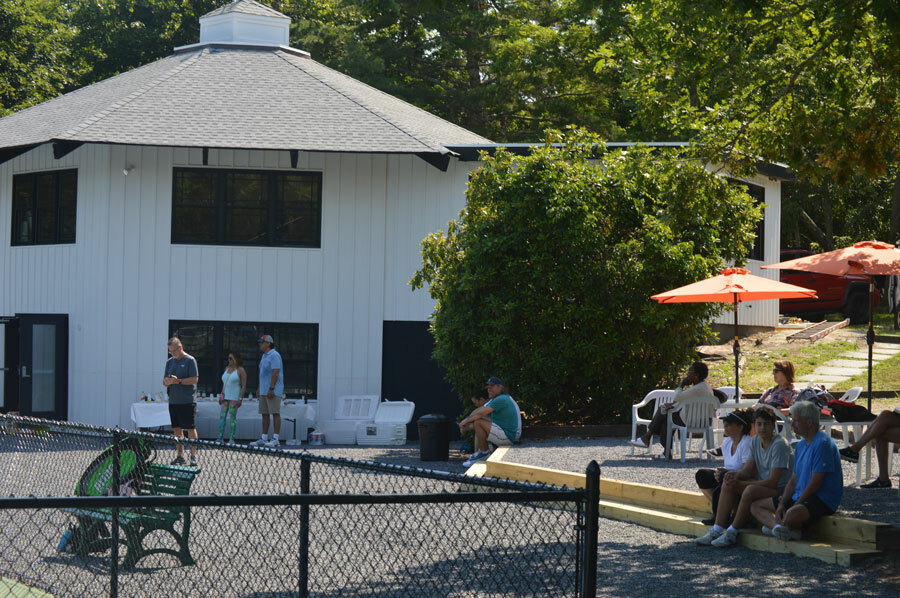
[202,0,289,20]
[0,45,491,158]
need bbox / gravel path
[505,437,900,597]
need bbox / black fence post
[581,460,600,598]
[299,457,310,598]
[110,428,121,598]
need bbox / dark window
[12,170,77,245]
[168,320,318,398]
[172,168,322,247]
[729,179,766,261]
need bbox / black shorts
[168,403,196,430]
[695,469,723,516]
[782,494,835,522]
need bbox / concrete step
[824,359,871,369]
[814,366,867,377]
[842,351,891,361]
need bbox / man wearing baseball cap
[459,376,522,467]
[250,334,284,448]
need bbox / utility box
[356,400,416,446]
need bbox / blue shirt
[259,349,284,397]
[792,430,843,512]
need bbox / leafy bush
[411,129,762,424]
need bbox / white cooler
[356,400,416,446]
[321,395,380,445]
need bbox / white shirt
[722,434,752,471]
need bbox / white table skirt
[131,401,317,441]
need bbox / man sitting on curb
[751,400,843,541]
[695,405,792,547]
[459,376,522,467]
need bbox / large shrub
[412,130,762,424]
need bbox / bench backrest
[138,463,199,497]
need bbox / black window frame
[167,320,319,398]
[171,167,323,248]
[728,178,766,262]
[11,169,78,246]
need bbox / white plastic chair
[665,395,720,462]
[834,387,862,403]
[630,389,675,455]
[715,386,743,402]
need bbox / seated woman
[696,405,792,546]
[629,362,715,458]
[694,408,753,524]
[757,360,798,410]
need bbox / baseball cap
[257,334,274,344]
[485,376,503,386]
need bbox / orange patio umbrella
[763,241,900,411]
[651,267,817,398]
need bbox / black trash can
[417,414,451,461]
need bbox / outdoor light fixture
[123,164,136,176]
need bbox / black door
[0,317,19,413]
[17,314,68,420]
[381,321,461,440]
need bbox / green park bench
[62,462,200,569]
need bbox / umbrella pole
[733,294,740,403]
[867,278,874,413]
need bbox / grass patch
[707,339,858,393]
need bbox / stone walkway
[798,342,900,388]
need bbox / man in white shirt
[629,362,714,458]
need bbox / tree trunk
[891,168,900,245]
[799,209,832,250]
[822,187,833,248]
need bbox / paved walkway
[798,342,900,388]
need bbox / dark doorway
[0,317,19,413]
[15,314,68,420]
[381,321,461,441]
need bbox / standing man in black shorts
[163,337,199,466]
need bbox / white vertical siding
[0,143,782,427]
[711,173,782,329]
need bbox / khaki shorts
[487,423,513,447]
[258,396,283,415]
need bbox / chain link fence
[0,414,599,597]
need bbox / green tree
[0,0,84,116]
[613,0,900,241]
[411,129,762,423]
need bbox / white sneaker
[711,528,738,548]
[695,527,723,545]
[249,438,267,447]
[462,450,492,467]
[226,439,236,447]
[772,525,802,541]
[628,438,648,449]
[761,526,774,537]
[264,438,280,448]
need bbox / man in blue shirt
[753,400,843,541]
[250,334,284,448]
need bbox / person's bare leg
[714,485,742,527]
[750,497,777,529]
[875,437,891,481]
[700,488,713,503]
[173,426,184,458]
[273,413,281,435]
[782,504,811,530]
[850,411,900,452]
[474,419,491,452]
[733,485,776,529]
[186,428,199,458]
[261,414,270,436]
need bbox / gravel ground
[506,437,900,597]
[0,428,573,597]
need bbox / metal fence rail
[0,414,600,597]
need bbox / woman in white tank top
[217,351,247,445]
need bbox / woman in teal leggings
[217,351,247,445]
